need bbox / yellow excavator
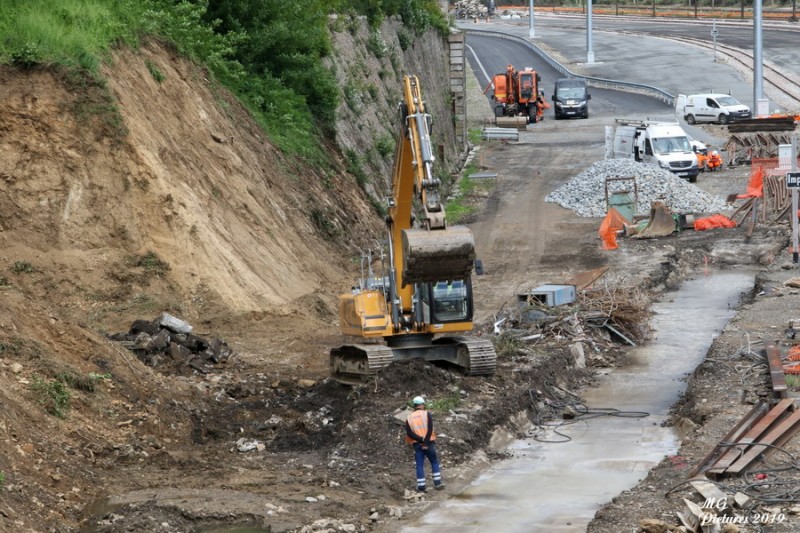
[330,75,497,384]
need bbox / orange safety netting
[693,214,737,231]
[738,165,765,199]
[782,346,800,374]
[787,346,800,361]
[598,207,628,250]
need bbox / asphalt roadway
[458,13,800,114]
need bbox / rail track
[671,35,800,111]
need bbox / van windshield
[556,86,585,99]
[717,96,741,106]
[653,136,692,154]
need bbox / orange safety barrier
[694,214,737,231]
[598,207,628,250]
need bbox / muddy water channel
[405,271,755,533]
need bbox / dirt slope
[0,35,380,531]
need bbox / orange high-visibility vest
[404,409,436,445]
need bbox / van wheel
[686,114,696,125]
[719,114,730,125]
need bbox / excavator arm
[393,75,475,287]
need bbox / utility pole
[587,0,595,63]
[754,0,768,116]
[529,0,535,38]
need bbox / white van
[676,93,752,125]
[613,119,700,182]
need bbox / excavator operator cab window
[429,280,472,323]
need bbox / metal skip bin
[518,284,577,307]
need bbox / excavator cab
[428,280,471,323]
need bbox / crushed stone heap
[544,159,729,217]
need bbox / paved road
[466,33,671,119]
[459,14,800,112]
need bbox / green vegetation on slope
[0,0,448,164]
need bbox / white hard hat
[712,150,719,156]
[412,396,426,406]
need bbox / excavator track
[435,336,497,376]
[330,344,394,385]
[460,337,497,376]
[330,336,497,385]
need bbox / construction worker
[535,91,550,122]
[694,145,708,171]
[707,150,723,172]
[404,396,444,492]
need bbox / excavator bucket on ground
[632,202,677,238]
[401,226,476,285]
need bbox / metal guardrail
[482,127,520,140]
[464,29,676,106]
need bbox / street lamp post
[529,0,535,38]
[587,0,594,63]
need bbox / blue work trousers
[413,442,442,490]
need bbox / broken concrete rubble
[107,314,233,374]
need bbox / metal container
[518,284,576,307]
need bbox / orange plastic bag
[598,208,628,250]
[693,214,737,231]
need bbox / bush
[30,376,71,418]
[397,27,412,51]
[375,134,395,158]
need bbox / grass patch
[424,391,462,412]
[494,333,522,358]
[130,251,170,275]
[30,375,71,418]
[468,127,483,145]
[445,163,494,224]
[0,337,25,356]
[56,370,112,393]
[145,59,165,82]
[12,261,35,274]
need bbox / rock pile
[453,0,488,19]
[107,312,233,374]
[544,159,729,217]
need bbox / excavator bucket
[401,226,476,286]
[633,202,677,238]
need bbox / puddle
[404,270,754,533]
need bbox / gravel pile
[544,158,729,217]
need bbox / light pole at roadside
[529,0,535,38]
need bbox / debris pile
[544,159,728,217]
[453,0,488,19]
[490,276,652,367]
[107,312,233,374]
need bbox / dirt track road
[469,127,608,322]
